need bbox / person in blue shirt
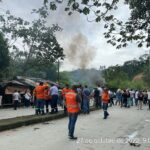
[82,85,91,114]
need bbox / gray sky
[0,0,148,71]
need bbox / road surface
[0,106,150,150]
[0,106,63,120]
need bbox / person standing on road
[102,88,110,119]
[93,87,100,108]
[77,84,83,111]
[147,90,150,110]
[44,85,51,114]
[122,90,128,107]
[137,91,144,110]
[135,90,139,106]
[115,89,121,106]
[129,89,135,106]
[65,85,81,140]
[126,89,131,108]
[49,84,59,114]
[143,90,148,105]
[24,90,31,107]
[82,85,91,114]
[108,90,114,107]
[62,84,71,114]
[12,90,21,110]
[0,85,3,107]
[34,82,47,115]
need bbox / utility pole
[149,50,150,73]
[57,59,60,84]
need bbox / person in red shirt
[102,88,110,119]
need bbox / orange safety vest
[44,89,51,100]
[34,85,47,100]
[65,91,80,113]
[102,91,110,103]
[62,88,71,97]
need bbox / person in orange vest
[62,84,71,114]
[44,85,52,114]
[34,82,47,115]
[102,88,110,119]
[65,85,81,140]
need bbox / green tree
[0,10,65,77]
[0,32,10,79]
[103,54,150,89]
[59,71,71,85]
[43,0,150,49]
[143,66,150,87]
[1,0,150,48]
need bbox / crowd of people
[114,89,150,110]
[12,84,150,113]
[11,83,150,140]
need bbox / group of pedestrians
[65,86,150,140]
[62,84,91,115]
[62,84,110,139]
[33,82,59,115]
[115,89,150,110]
[12,90,33,110]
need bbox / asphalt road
[0,106,150,150]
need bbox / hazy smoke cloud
[66,33,96,69]
[69,68,105,87]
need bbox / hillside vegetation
[103,54,150,89]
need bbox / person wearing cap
[102,88,110,119]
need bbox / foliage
[0,10,64,75]
[6,57,59,82]
[43,0,150,49]
[103,54,150,89]
[59,71,71,85]
[143,66,150,87]
[0,32,10,79]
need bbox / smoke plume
[66,33,96,69]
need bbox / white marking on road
[145,120,150,122]
[127,131,138,140]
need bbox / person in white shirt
[147,90,150,110]
[24,90,31,107]
[13,90,21,110]
[135,90,139,106]
[129,89,135,106]
[49,84,59,113]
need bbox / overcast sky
[0,0,148,71]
